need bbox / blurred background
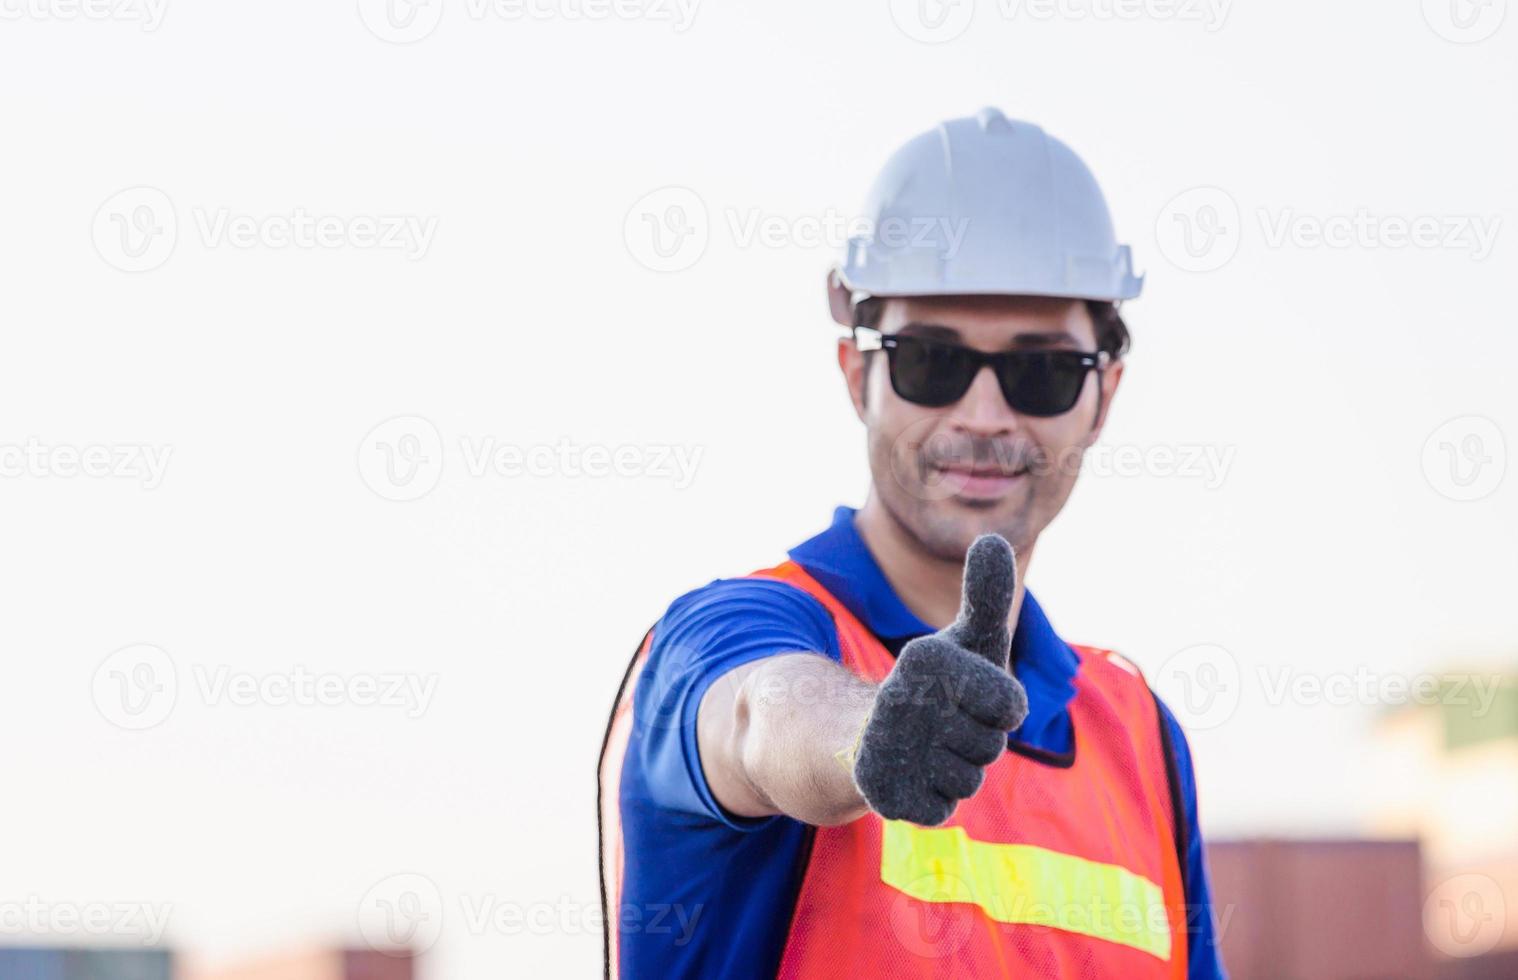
[1,1,1514,977]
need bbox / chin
[907,501,1033,563]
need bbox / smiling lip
[932,464,1028,500]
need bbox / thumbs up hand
[852,534,1029,826]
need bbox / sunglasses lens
[887,337,977,407]
[880,336,1097,416]
[999,352,1093,416]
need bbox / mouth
[929,463,1030,501]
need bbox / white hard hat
[830,107,1141,322]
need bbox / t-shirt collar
[787,506,1080,718]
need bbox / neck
[855,493,1031,632]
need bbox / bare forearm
[698,653,875,826]
[695,536,1023,830]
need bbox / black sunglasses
[854,327,1108,417]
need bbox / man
[599,108,1226,978]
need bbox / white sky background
[2,0,1515,976]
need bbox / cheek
[1024,414,1093,478]
[862,359,901,431]
[862,355,893,411]
[863,377,945,467]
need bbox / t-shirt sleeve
[628,576,840,829]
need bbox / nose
[950,365,1018,434]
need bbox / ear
[838,337,869,423]
[1087,359,1124,444]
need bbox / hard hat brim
[832,266,1144,305]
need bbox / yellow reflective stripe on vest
[880,821,1172,961]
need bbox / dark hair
[852,296,1131,359]
[1086,301,1131,359]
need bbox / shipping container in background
[0,948,173,980]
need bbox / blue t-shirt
[616,507,1227,978]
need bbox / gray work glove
[852,534,1029,826]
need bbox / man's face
[839,294,1123,561]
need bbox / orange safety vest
[599,560,1190,979]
